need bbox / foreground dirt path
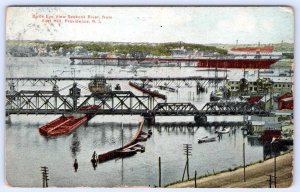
[168,152,293,188]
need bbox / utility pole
[267,174,272,188]
[158,156,161,187]
[41,166,49,188]
[266,174,276,188]
[182,144,192,181]
[273,142,277,188]
[243,137,246,182]
[194,170,197,188]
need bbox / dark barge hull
[98,119,145,163]
[129,81,166,100]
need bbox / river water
[6,57,271,187]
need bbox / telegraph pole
[194,170,197,188]
[41,166,49,188]
[266,174,272,188]
[273,142,277,188]
[243,138,246,182]
[182,144,192,181]
[158,156,161,187]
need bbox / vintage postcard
[5,6,294,188]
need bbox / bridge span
[6,86,270,124]
[6,76,227,89]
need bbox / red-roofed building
[278,97,293,110]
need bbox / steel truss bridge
[6,89,269,118]
[6,76,226,88]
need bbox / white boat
[216,127,230,134]
[198,136,217,143]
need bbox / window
[275,84,278,87]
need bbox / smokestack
[236,40,238,47]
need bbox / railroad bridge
[6,76,226,89]
[6,84,270,124]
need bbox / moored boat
[88,77,112,93]
[216,127,231,134]
[198,136,217,143]
[129,81,166,100]
[39,115,90,136]
[39,105,98,136]
[210,91,223,101]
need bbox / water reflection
[91,151,97,170]
[73,159,78,172]
[70,133,81,158]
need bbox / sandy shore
[167,152,293,188]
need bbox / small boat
[114,84,121,90]
[216,127,230,134]
[129,81,166,100]
[88,76,112,94]
[157,85,177,92]
[210,91,223,101]
[198,136,217,143]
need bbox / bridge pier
[196,82,205,94]
[194,114,207,125]
[70,58,75,65]
[5,115,11,124]
[142,111,156,125]
[69,83,81,111]
[145,116,155,125]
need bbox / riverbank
[167,151,293,188]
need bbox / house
[275,92,293,110]
[249,121,281,135]
[226,76,293,95]
[279,97,293,110]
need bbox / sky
[6,6,294,44]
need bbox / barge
[129,81,166,100]
[39,105,98,136]
[98,118,147,163]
